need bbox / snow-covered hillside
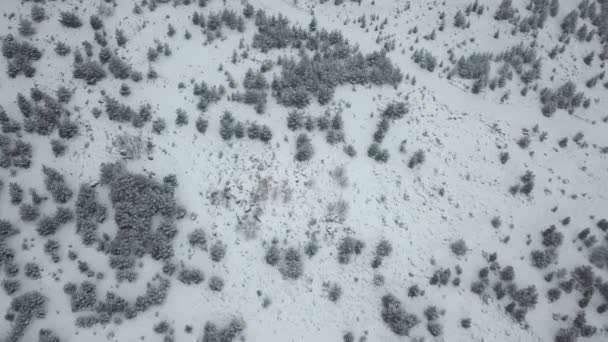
[1,0,607,341]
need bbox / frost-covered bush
[152,118,166,134]
[500,265,515,281]
[304,239,319,258]
[178,268,204,285]
[542,226,563,248]
[325,282,342,302]
[210,241,226,262]
[259,125,272,142]
[59,12,83,28]
[265,244,281,266]
[279,247,303,279]
[450,239,468,256]
[175,109,189,127]
[343,144,356,157]
[511,285,538,310]
[530,248,557,269]
[195,117,209,134]
[408,150,425,169]
[108,56,132,79]
[429,268,452,286]
[2,279,20,295]
[188,229,207,250]
[376,239,393,257]
[24,262,41,279]
[381,294,420,336]
[208,276,224,292]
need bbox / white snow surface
[0,0,607,341]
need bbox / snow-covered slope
[1,0,607,341]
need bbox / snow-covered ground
[1,0,607,341]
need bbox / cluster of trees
[367,102,408,164]
[233,68,268,113]
[381,294,420,336]
[218,111,272,143]
[73,60,106,85]
[178,267,205,285]
[104,96,152,128]
[412,48,437,72]
[64,282,97,312]
[264,243,304,280]
[43,166,73,204]
[250,10,402,108]
[2,34,42,78]
[0,133,32,170]
[194,81,225,112]
[539,81,585,117]
[75,276,171,327]
[337,236,364,264]
[498,43,542,85]
[203,318,245,342]
[530,225,564,269]
[509,170,535,196]
[450,53,492,94]
[450,43,541,94]
[287,110,346,148]
[75,184,107,245]
[371,239,393,268]
[494,0,515,20]
[295,133,314,161]
[494,0,559,33]
[468,259,540,323]
[6,291,47,342]
[554,311,597,341]
[36,207,74,237]
[89,163,182,281]
[191,8,246,42]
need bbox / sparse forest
[1,0,607,341]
